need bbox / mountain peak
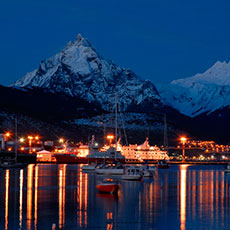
[172,60,230,87]
[73,33,92,48]
[11,34,161,111]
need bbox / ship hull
[54,154,125,164]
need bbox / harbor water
[0,164,230,229]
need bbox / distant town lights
[5,132,11,137]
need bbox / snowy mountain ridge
[159,60,230,117]
[12,34,161,111]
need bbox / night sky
[1,0,230,86]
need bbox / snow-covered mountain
[13,34,160,111]
[158,61,230,117]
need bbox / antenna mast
[115,92,118,147]
[163,114,168,147]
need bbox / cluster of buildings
[1,131,230,162]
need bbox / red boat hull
[157,165,170,169]
[54,153,125,164]
[54,154,88,164]
[96,184,119,193]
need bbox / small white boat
[142,169,153,177]
[122,166,143,181]
[224,164,230,173]
[95,163,124,175]
[81,163,97,171]
[0,159,28,169]
[140,165,156,177]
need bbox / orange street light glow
[27,136,33,140]
[180,137,187,142]
[35,136,39,140]
[5,132,10,137]
[106,135,114,139]
[19,138,25,143]
[59,138,64,143]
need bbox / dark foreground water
[0,164,230,230]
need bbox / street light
[27,136,33,153]
[19,138,24,143]
[59,138,64,143]
[107,135,114,146]
[180,137,187,161]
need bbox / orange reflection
[34,165,39,230]
[5,170,9,230]
[27,164,34,229]
[106,212,113,230]
[19,169,24,230]
[180,165,188,230]
[77,166,88,228]
[59,164,66,229]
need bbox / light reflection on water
[0,164,230,229]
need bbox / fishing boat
[121,166,143,181]
[157,159,170,169]
[96,178,119,194]
[224,164,230,173]
[95,162,124,175]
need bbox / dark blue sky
[1,0,230,86]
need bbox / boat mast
[163,114,168,148]
[115,92,118,148]
[15,117,17,161]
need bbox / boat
[96,178,119,194]
[81,163,97,171]
[87,138,126,163]
[118,138,170,162]
[0,158,28,169]
[157,159,170,169]
[95,162,124,175]
[54,153,87,164]
[121,166,143,181]
[140,166,154,177]
[224,164,230,173]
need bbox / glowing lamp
[19,138,24,143]
[59,138,64,143]
[180,137,187,143]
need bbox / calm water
[0,164,230,230]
